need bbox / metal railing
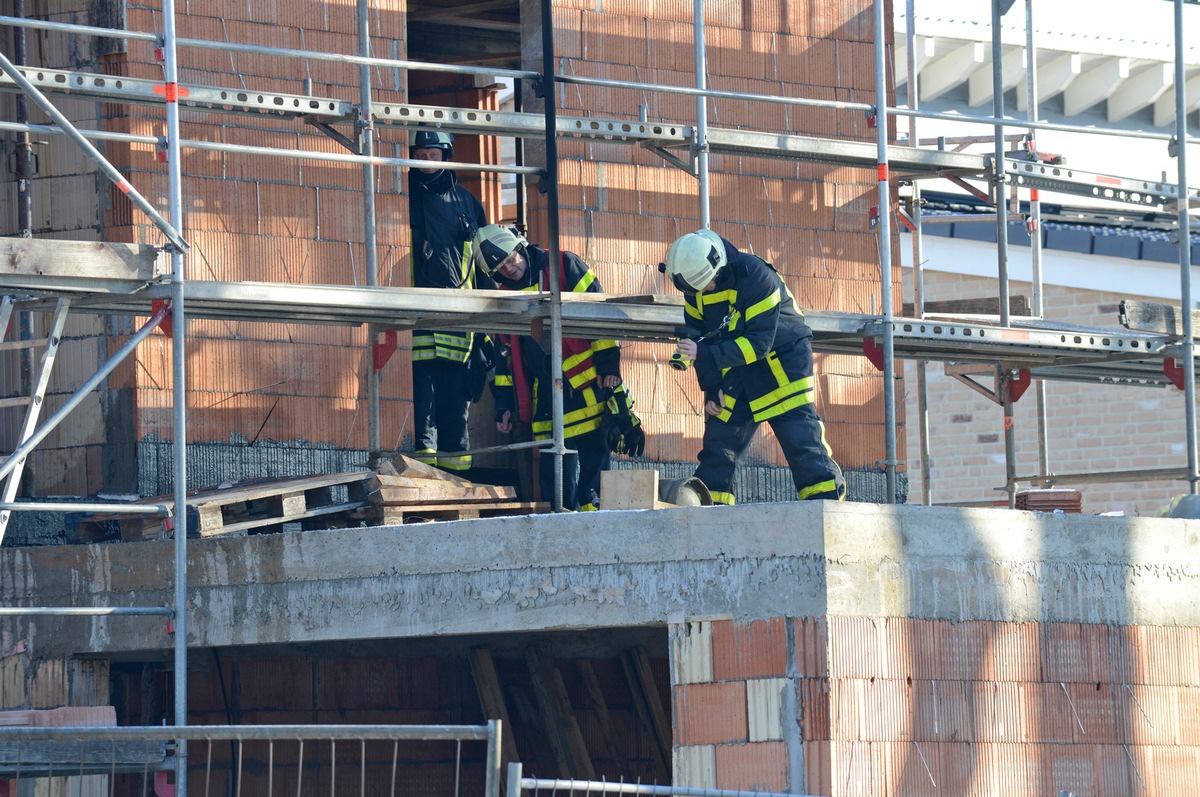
[506,763,813,797]
[0,722,503,797]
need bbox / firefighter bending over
[473,225,644,511]
[661,229,845,504]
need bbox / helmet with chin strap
[411,130,454,159]
[472,224,529,277]
[661,229,726,292]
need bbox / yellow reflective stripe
[818,420,837,458]
[573,269,596,292]
[591,339,617,353]
[701,289,735,306]
[412,350,436,361]
[532,400,607,437]
[734,336,757,365]
[438,454,473,471]
[755,390,815,420]
[414,449,437,465]
[579,502,598,512]
[710,391,729,422]
[798,479,841,500]
[568,365,598,390]
[563,348,591,370]
[685,301,703,320]
[494,374,513,386]
[749,373,814,413]
[709,491,736,505]
[746,288,780,321]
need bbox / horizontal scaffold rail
[995,156,1200,208]
[2,265,1193,389]
[0,66,988,182]
[0,66,354,121]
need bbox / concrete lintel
[2,503,1199,658]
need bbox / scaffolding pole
[875,0,898,502]
[160,0,190,788]
[1175,0,1198,494]
[693,0,711,227]
[359,0,381,456]
[905,0,933,506]
[1025,0,1052,483]
[541,0,566,512]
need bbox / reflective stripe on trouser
[412,359,472,472]
[695,397,844,502]
[538,428,610,511]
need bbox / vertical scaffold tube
[541,0,566,511]
[160,0,189,790]
[1175,0,1198,494]
[874,0,898,503]
[359,0,382,455]
[992,0,1017,509]
[1025,0,1051,481]
[693,0,710,228]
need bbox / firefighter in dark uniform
[472,225,644,511]
[408,131,490,473]
[662,229,845,504]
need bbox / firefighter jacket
[409,168,489,364]
[684,238,817,424]
[492,247,622,440]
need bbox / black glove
[619,420,645,457]
[604,390,645,457]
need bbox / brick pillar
[670,617,824,793]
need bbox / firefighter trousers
[412,359,471,471]
[695,399,845,504]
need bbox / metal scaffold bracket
[1006,368,1032,402]
[863,336,884,371]
[1164,357,1186,391]
[994,156,1195,208]
[373,329,398,372]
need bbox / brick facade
[671,615,1200,796]
[901,268,1193,515]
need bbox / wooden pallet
[356,500,547,525]
[67,472,373,542]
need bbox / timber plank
[902,295,1030,317]
[468,647,521,775]
[366,475,517,504]
[1120,299,1200,338]
[356,501,546,525]
[524,647,595,780]
[0,238,165,281]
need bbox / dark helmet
[411,130,454,159]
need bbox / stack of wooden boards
[67,456,544,542]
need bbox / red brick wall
[672,615,1200,796]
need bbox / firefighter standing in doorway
[661,229,846,504]
[408,131,491,473]
[472,224,644,511]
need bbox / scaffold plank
[4,268,1195,388]
[0,238,165,282]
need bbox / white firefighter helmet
[663,229,726,292]
[472,224,528,276]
